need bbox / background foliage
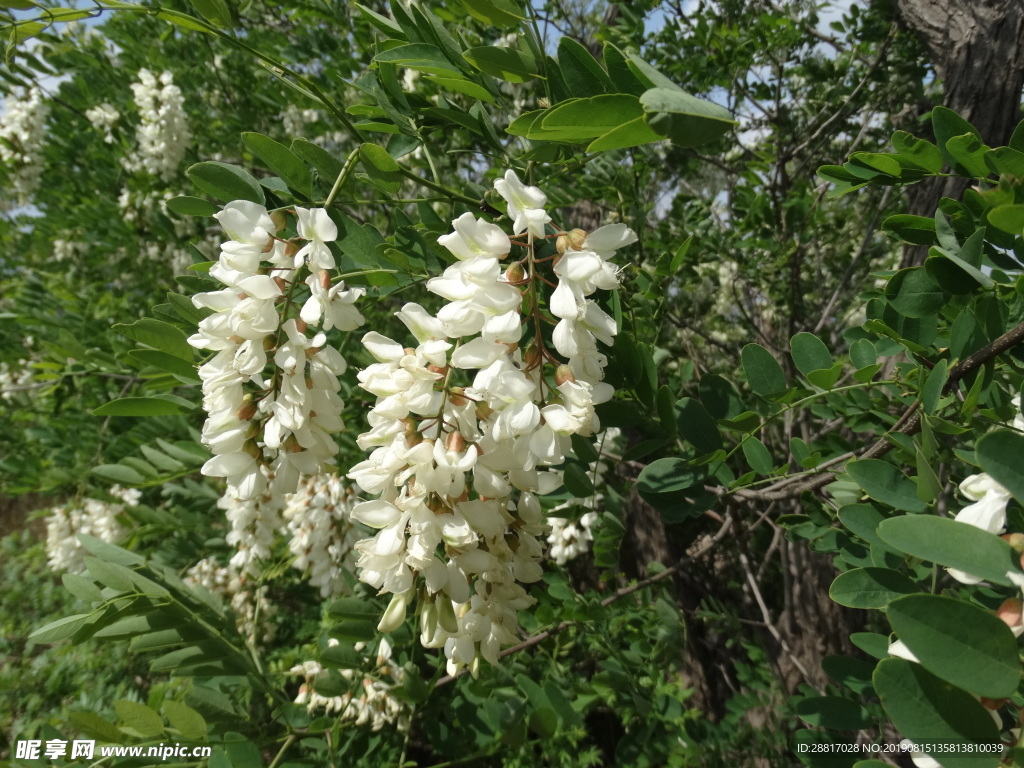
[2,0,1024,766]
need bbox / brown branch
[433,516,734,688]
[726,318,1024,502]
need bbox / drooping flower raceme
[45,486,140,574]
[189,201,363,576]
[0,87,50,204]
[348,171,635,676]
[283,474,360,597]
[124,69,190,181]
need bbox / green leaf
[463,45,538,83]
[113,318,194,361]
[845,459,927,513]
[891,130,944,173]
[886,267,947,319]
[374,43,462,77]
[115,699,165,738]
[877,515,1016,586]
[795,696,872,730]
[636,458,700,494]
[328,619,378,642]
[563,462,595,497]
[921,359,948,414]
[186,161,264,205]
[887,594,1020,698]
[741,436,773,476]
[91,463,147,486]
[640,87,736,148]
[78,534,144,566]
[675,397,722,454]
[741,343,786,396]
[327,596,381,621]
[359,143,403,194]
[28,613,93,645]
[163,701,208,741]
[69,711,122,743]
[829,567,919,609]
[85,557,136,591]
[458,0,523,27]
[557,36,612,96]
[988,203,1024,236]
[424,75,494,102]
[241,132,312,198]
[874,659,1000,767]
[977,429,1024,505]
[932,107,982,171]
[849,339,876,369]
[62,573,103,603]
[188,0,231,27]
[944,133,991,179]
[166,196,217,217]
[698,374,743,420]
[320,642,364,670]
[93,397,188,417]
[882,214,936,245]
[790,332,831,375]
[291,138,343,182]
[127,350,200,380]
[538,94,642,139]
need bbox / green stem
[267,734,297,768]
[325,148,360,208]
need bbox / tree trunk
[894,0,1024,267]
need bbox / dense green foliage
[2,1,1024,766]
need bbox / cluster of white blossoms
[188,201,363,574]
[0,87,50,203]
[184,556,276,645]
[0,358,35,400]
[44,486,140,574]
[85,102,119,144]
[289,638,407,731]
[283,474,360,597]
[347,170,635,676]
[123,70,190,181]
[546,430,618,565]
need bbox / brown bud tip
[236,398,258,421]
[524,344,542,368]
[428,363,448,375]
[445,430,466,453]
[505,262,526,284]
[273,276,288,292]
[554,363,576,386]
[284,434,303,453]
[475,402,494,421]
[567,228,587,250]
[243,439,262,459]
[263,336,276,350]
[997,597,1023,629]
[295,319,307,334]
[555,234,569,255]
[270,210,287,233]
[285,240,301,258]
[318,270,332,290]
[1002,532,1024,553]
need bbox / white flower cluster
[188,202,363,572]
[546,430,618,565]
[0,87,50,203]
[0,358,34,400]
[124,70,190,181]
[348,171,634,676]
[184,555,276,645]
[289,638,407,731]
[284,474,360,597]
[85,102,119,144]
[44,486,140,574]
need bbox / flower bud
[436,595,459,634]
[243,439,262,459]
[284,434,303,453]
[996,597,1023,629]
[378,590,410,633]
[567,228,587,250]
[270,210,287,233]
[236,396,258,421]
[295,318,307,334]
[285,239,301,258]
[524,344,542,370]
[428,363,448,376]
[554,364,576,385]
[505,262,526,284]
[449,386,467,407]
[1002,532,1024,553]
[318,270,332,290]
[273,276,288,293]
[475,402,494,421]
[445,430,466,453]
[555,234,570,255]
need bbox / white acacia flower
[295,207,337,269]
[493,170,550,237]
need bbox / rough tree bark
[894,0,1024,267]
